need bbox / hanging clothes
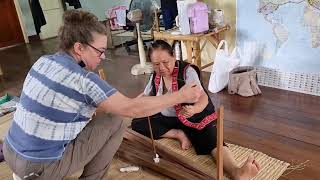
[30,0,46,35]
[63,0,82,9]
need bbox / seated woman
[132,40,260,180]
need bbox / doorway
[0,0,24,48]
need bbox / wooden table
[153,26,229,69]
[101,18,115,49]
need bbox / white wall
[80,0,131,20]
[39,0,64,39]
[15,0,131,37]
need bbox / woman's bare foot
[175,130,192,150]
[161,129,192,150]
[234,155,260,180]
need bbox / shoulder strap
[150,72,157,96]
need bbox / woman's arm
[180,66,209,118]
[98,83,202,118]
[180,91,208,118]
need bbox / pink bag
[188,2,209,33]
[106,5,127,30]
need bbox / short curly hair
[58,10,107,51]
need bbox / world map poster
[237,0,320,73]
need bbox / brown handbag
[228,66,262,97]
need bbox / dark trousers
[131,113,224,155]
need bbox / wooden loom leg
[217,106,224,180]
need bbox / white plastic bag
[208,40,240,93]
[238,41,260,66]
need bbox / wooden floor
[0,39,320,180]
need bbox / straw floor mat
[156,138,290,180]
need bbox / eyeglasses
[85,43,105,57]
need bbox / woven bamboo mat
[157,138,290,180]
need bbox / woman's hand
[180,105,198,118]
[178,82,202,104]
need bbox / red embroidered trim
[154,64,216,130]
[176,111,217,130]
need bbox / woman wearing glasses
[2,10,202,180]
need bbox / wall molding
[257,67,320,96]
